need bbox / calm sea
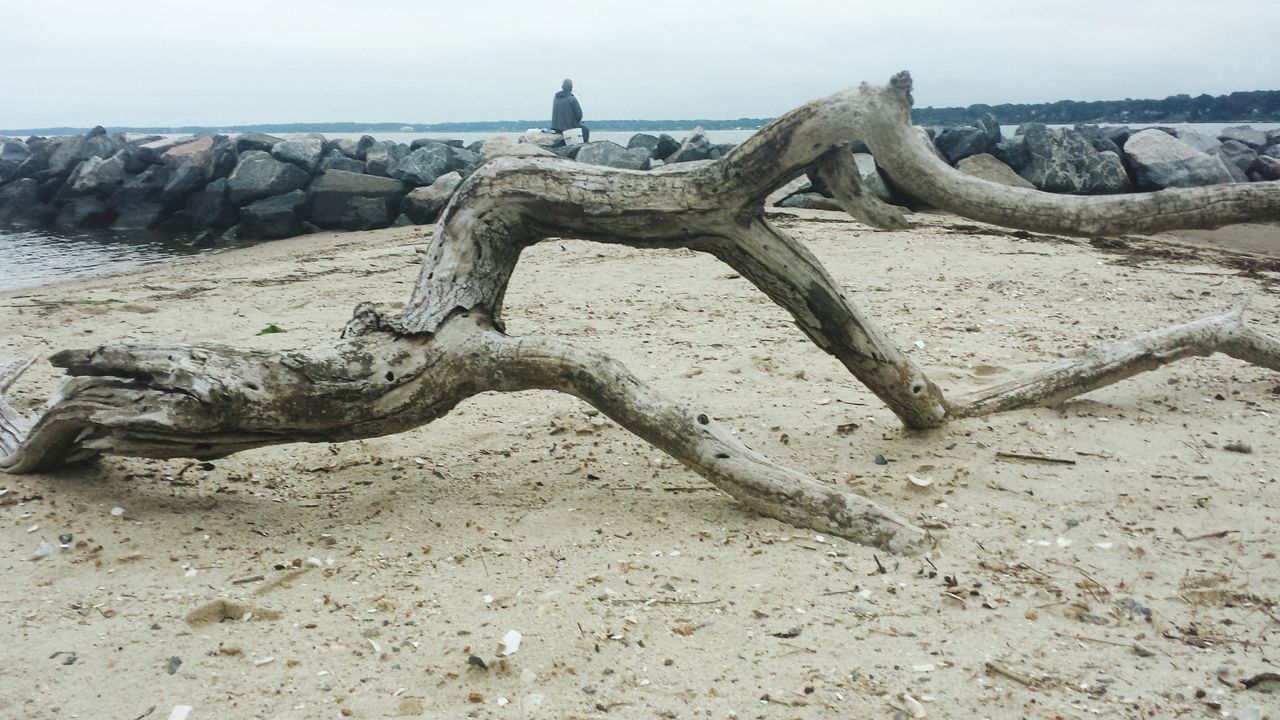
[2,123,1276,292]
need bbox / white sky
[3,0,1277,129]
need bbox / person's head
[561,78,573,92]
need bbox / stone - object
[46,136,87,175]
[326,138,361,159]
[235,132,284,154]
[308,170,407,228]
[1254,155,1280,181]
[272,139,324,173]
[400,172,462,224]
[227,151,311,205]
[319,150,366,173]
[1218,125,1268,150]
[184,178,238,230]
[652,134,681,161]
[161,137,216,176]
[0,139,32,183]
[993,134,1030,172]
[1213,139,1258,182]
[239,190,308,239]
[1017,124,1131,194]
[667,129,712,164]
[66,153,129,195]
[1124,129,1237,189]
[1172,128,1220,154]
[956,153,1036,189]
[392,143,480,186]
[933,113,1001,165]
[0,178,39,223]
[364,141,408,177]
[1073,125,1124,156]
[134,136,190,165]
[55,197,114,230]
[575,142,651,170]
[161,162,208,205]
[851,152,892,201]
[627,134,659,153]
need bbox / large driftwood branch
[3,72,1279,551]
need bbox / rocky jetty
[2,118,1278,242]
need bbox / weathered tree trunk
[4,72,1279,552]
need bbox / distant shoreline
[5,88,1280,137]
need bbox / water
[2,122,1275,292]
[0,227,210,292]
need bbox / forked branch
[3,72,1278,551]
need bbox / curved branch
[858,77,1280,236]
[950,307,1280,418]
[0,316,927,552]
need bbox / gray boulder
[400,172,463,224]
[1018,125,1131,194]
[110,201,168,231]
[1212,139,1257,182]
[1218,125,1268,150]
[55,196,114,230]
[107,165,170,209]
[308,170,407,228]
[240,190,308,239]
[1266,144,1280,160]
[82,132,126,162]
[575,142,651,170]
[161,162,207,205]
[1267,129,1280,146]
[227,150,310,205]
[1074,125,1123,155]
[0,139,31,182]
[0,178,40,223]
[46,135,87,175]
[1172,128,1220,154]
[412,138,463,150]
[392,143,481,186]
[851,152,892,201]
[326,138,361,158]
[651,134,681,161]
[667,129,712,163]
[993,134,1030,172]
[210,136,239,180]
[628,134,659,152]
[956,153,1036,189]
[933,113,1001,165]
[134,136,189,165]
[364,141,408,177]
[1254,155,1280,181]
[355,135,377,159]
[319,150,366,173]
[184,178,238,230]
[235,132,284,154]
[66,153,129,195]
[1124,129,1237,189]
[272,138,324,173]
[346,196,393,229]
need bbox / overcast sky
[3,0,1277,129]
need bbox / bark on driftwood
[4,72,1280,553]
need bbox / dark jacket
[551,90,583,132]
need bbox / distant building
[400,126,415,132]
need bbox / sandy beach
[2,210,1278,719]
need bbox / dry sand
[1,211,1278,719]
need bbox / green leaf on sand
[256,324,287,335]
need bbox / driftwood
[3,72,1279,553]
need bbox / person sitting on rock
[551,79,590,143]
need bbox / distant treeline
[5,89,1279,136]
[911,90,1280,126]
